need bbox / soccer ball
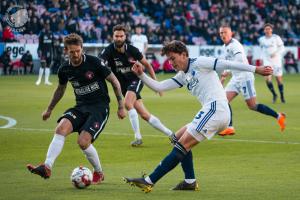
[70,166,93,189]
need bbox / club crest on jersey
[85,71,94,80]
[94,122,100,129]
[186,70,199,90]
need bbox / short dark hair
[63,33,83,48]
[161,40,189,57]
[113,24,127,33]
[219,24,232,30]
[264,23,273,29]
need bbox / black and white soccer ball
[70,166,93,189]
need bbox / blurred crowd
[0,0,299,45]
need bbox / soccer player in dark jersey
[27,33,126,184]
[36,24,54,85]
[99,24,173,146]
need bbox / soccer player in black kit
[27,33,126,184]
[36,24,54,85]
[100,24,173,146]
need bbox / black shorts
[57,104,110,142]
[41,52,52,66]
[121,79,144,100]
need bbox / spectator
[0,49,12,75]
[21,51,33,74]
[2,26,15,42]
[284,51,298,74]
[162,59,175,73]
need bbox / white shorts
[225,78,256,100]
[186,101,230,141]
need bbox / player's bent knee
[77,138,91,150]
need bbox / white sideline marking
[3,127,300,145]
[0,115,17,128]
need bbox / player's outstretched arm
[42,84,67,121]
[105,72,126,119]
[132,62,180,92]
[139,57,163,96]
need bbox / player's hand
[42,109,52,121]
[220,71,229,85]
[117,107,126,119]
[132,62,144,76]
[255,66,273,76]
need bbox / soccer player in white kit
[258,23,285,103]
[218,25,286,136]
[123,40,273,192]
[130,26,148,55]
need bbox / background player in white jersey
[219,25,286,136]
[258,23,285,103]
[130,26,148,55]
[123,40,273,192]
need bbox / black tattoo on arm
[106,72,124,109]
[47,84,67,111]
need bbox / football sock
[128,109,142,139]
[228,104,233,126]
[255,104,278,118]
[82,144,102,172]
[278,84,284,100]
[148,115,172,136]
[36,68,44,83]
[148,142,187,184]
[181,150,195,179]
[45,134,65,169]
[266,81,277,97]
[45,68,51,83]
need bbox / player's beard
[71,56,82,66]
[114,41,125,48]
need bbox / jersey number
[195,111,205,119]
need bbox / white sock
[45,68,51,83]
[82,144,102,172]
[145,176,153,184]
[128,109,142,139]
[45,134,65,169]
[148,115,172,136]
[37,68,44,82]
[185,179,196,184]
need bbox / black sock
[181,151,195,179]
[266,82,277,97]
[256,104,278,118]
[149,143,187,184]
[228,104,233,126]
[278,84,284,100]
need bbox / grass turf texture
[0,74,299,200]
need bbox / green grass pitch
[0,74,299,200]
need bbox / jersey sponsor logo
[85,71,94,80]
[115,60,123,67]
[74,82,100,95]
[116,66,131,74]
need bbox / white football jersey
[131,34,148,54]
[172,58,228,106]
[223,38,254,80]
[258,34,284,65]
